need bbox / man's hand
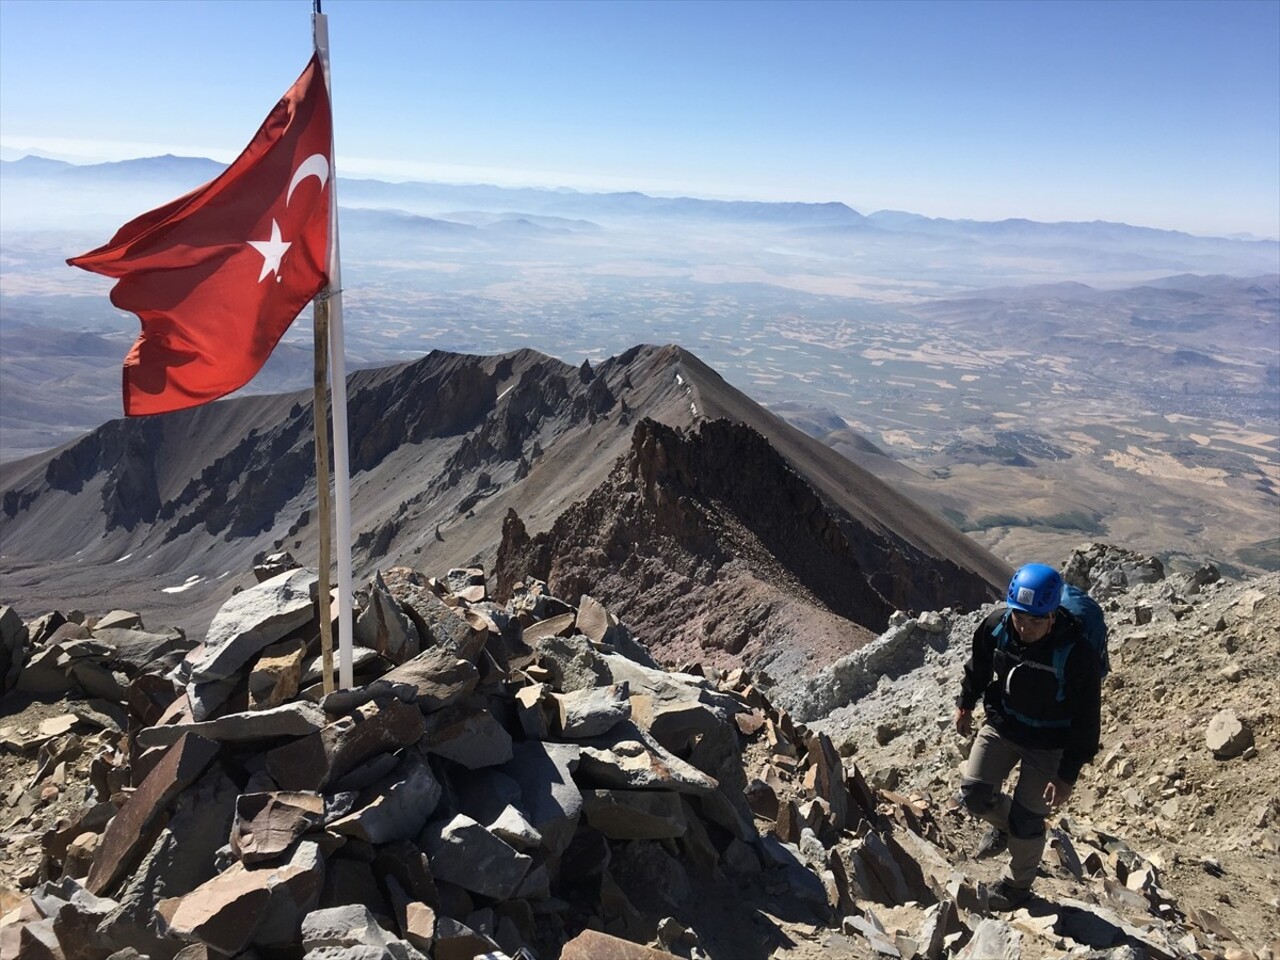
[954,707,973,738]
[1044,777,1073,808]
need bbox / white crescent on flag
[287,153,330,206]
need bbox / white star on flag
[248,219,292,283]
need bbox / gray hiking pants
[959,723,1062,889]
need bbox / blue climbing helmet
[1006,563,1063,616]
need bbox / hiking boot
[988,879,1032,911]
[975,827,1007,859]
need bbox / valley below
[1,158,1277,593]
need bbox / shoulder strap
[991,609,1011,649]
[1051,641,1074,702]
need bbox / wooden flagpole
[313,0,355,690]
[312,293,335,695]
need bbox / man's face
[1011,610,1054,643]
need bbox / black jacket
[958,606,1102,784]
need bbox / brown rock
[163,840,323,954]
[86,733,219,896]
[735,708,766,736]
[515,683,552,739]
[576,594,616,644]
[1206,710,1254,759]
[775,799,802,844]
[247,636,304,710]
[62,832,99,879]
[432,917,501,960]
[766,716,798,758]
[126,675,179,727]
[560,929,682,960]
[403,901,436,952]
[7,918,63,960]
[230,791,325,863]
[382,646,480,712]
[807,733,850,832]
[745,777,779,820]
[847,762,879,820]
[522,612,576,644]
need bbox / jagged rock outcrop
[495,417,898,679]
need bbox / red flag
[68,55,332,416]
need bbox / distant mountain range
[4,153,1276,245]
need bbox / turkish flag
[68,55,332,416]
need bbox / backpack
[1059,583,1110,681]
[993,584,1110,704]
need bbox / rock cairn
[1,544,1277,959]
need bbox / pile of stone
[1,550,1275,960]
[3,557,825,959]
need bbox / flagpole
[313,1,355,689]
[312,290,336,694]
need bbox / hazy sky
[1,0,1277,239]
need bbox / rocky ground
[808,543,1280,955]
[1,542,1277,960]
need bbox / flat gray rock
[354,572,420,666]
[500,740,582,857]
[329,751,442,844]
[136,701,326,748]
[421,705,513,769]
[187,568,318,684]
[553,681,632,738]
[575,720,718,796]
[421,813,532,900]
[92,624,192,675]
[486,803,542,850]
[958,918,1020,959]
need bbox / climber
[953,562,1103,910]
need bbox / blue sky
[1,0,1277,238]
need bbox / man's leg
[958,724,1019,831]
[1002,742,1063,890]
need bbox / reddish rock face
[560,929,682,960]
[86,732,220,896]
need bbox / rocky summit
[0,542,1277,960]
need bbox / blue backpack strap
[1051,642,1074,702]
[992,611,1010,649]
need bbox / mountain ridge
[0,344,1005,689]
